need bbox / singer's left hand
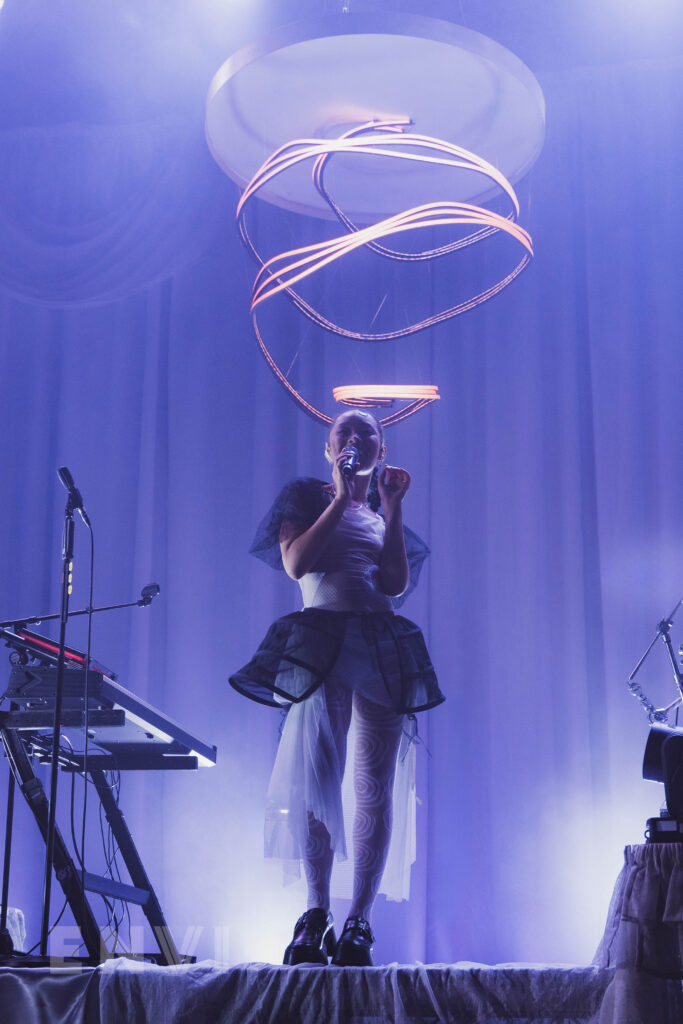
[378,466,411,514]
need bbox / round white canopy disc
[206,14,545,221]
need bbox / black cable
[64,736,112,862]
[110,769,131,950]
[65,735,131,956]
[105,770,131,953]
[80,522,95,924]
[69,760,85,872]
[92,770,130,954]
[23,896,69,956]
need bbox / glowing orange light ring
[237,124,521,219]
[313,121,508,262]
[251,204,532,310]
[237,119,534,425]
[334,384,440,400]
[333,384,441,410]
[252,315,434,427]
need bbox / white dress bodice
[297,503,392,613]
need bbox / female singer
[230,409,443,966]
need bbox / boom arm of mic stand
[628,597,683,683]
[0,585,161,629]
[659,623,683,705]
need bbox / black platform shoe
[331,915,374,967]
[283,908,336,966]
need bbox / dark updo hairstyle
[329,409,384,513]
[367,468,382,513]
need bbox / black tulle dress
[228,477,444,901]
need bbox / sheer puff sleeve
[249,477,330,571]
[393,523,430,608]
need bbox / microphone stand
[39,494,76,956]
[628,598,683,721]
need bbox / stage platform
[2,957,683,1024]
[3,844,683,1022]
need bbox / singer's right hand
[331,451,354,504]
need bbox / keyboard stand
[1,720,181,965]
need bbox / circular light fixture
[207,13,545,221]
[206,15,545,425]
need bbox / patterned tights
[304,680,404,923]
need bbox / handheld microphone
[340,445,359,477]
[57,466,90,526]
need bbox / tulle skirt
[229,608,443,713]
[229,610,444,902]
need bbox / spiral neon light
[237,119,533,425]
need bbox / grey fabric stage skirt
[0,959,631,1024]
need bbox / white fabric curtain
[0,119,232,306]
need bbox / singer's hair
[367,466,382,513]
[328,410,384,513]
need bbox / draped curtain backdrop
[1,54,682,966]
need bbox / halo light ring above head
[238,120,533,343]
[251,313,434,428]
[334,384,441,409]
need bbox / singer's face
[328,411,383,475]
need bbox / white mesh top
[297,502,393,613]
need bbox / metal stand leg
[1,728,103,963]
[89,768,180,965]
[0,765,15,954]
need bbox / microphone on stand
[57,466,91,526]
[139,584,161,607]
[340,445,359,477]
